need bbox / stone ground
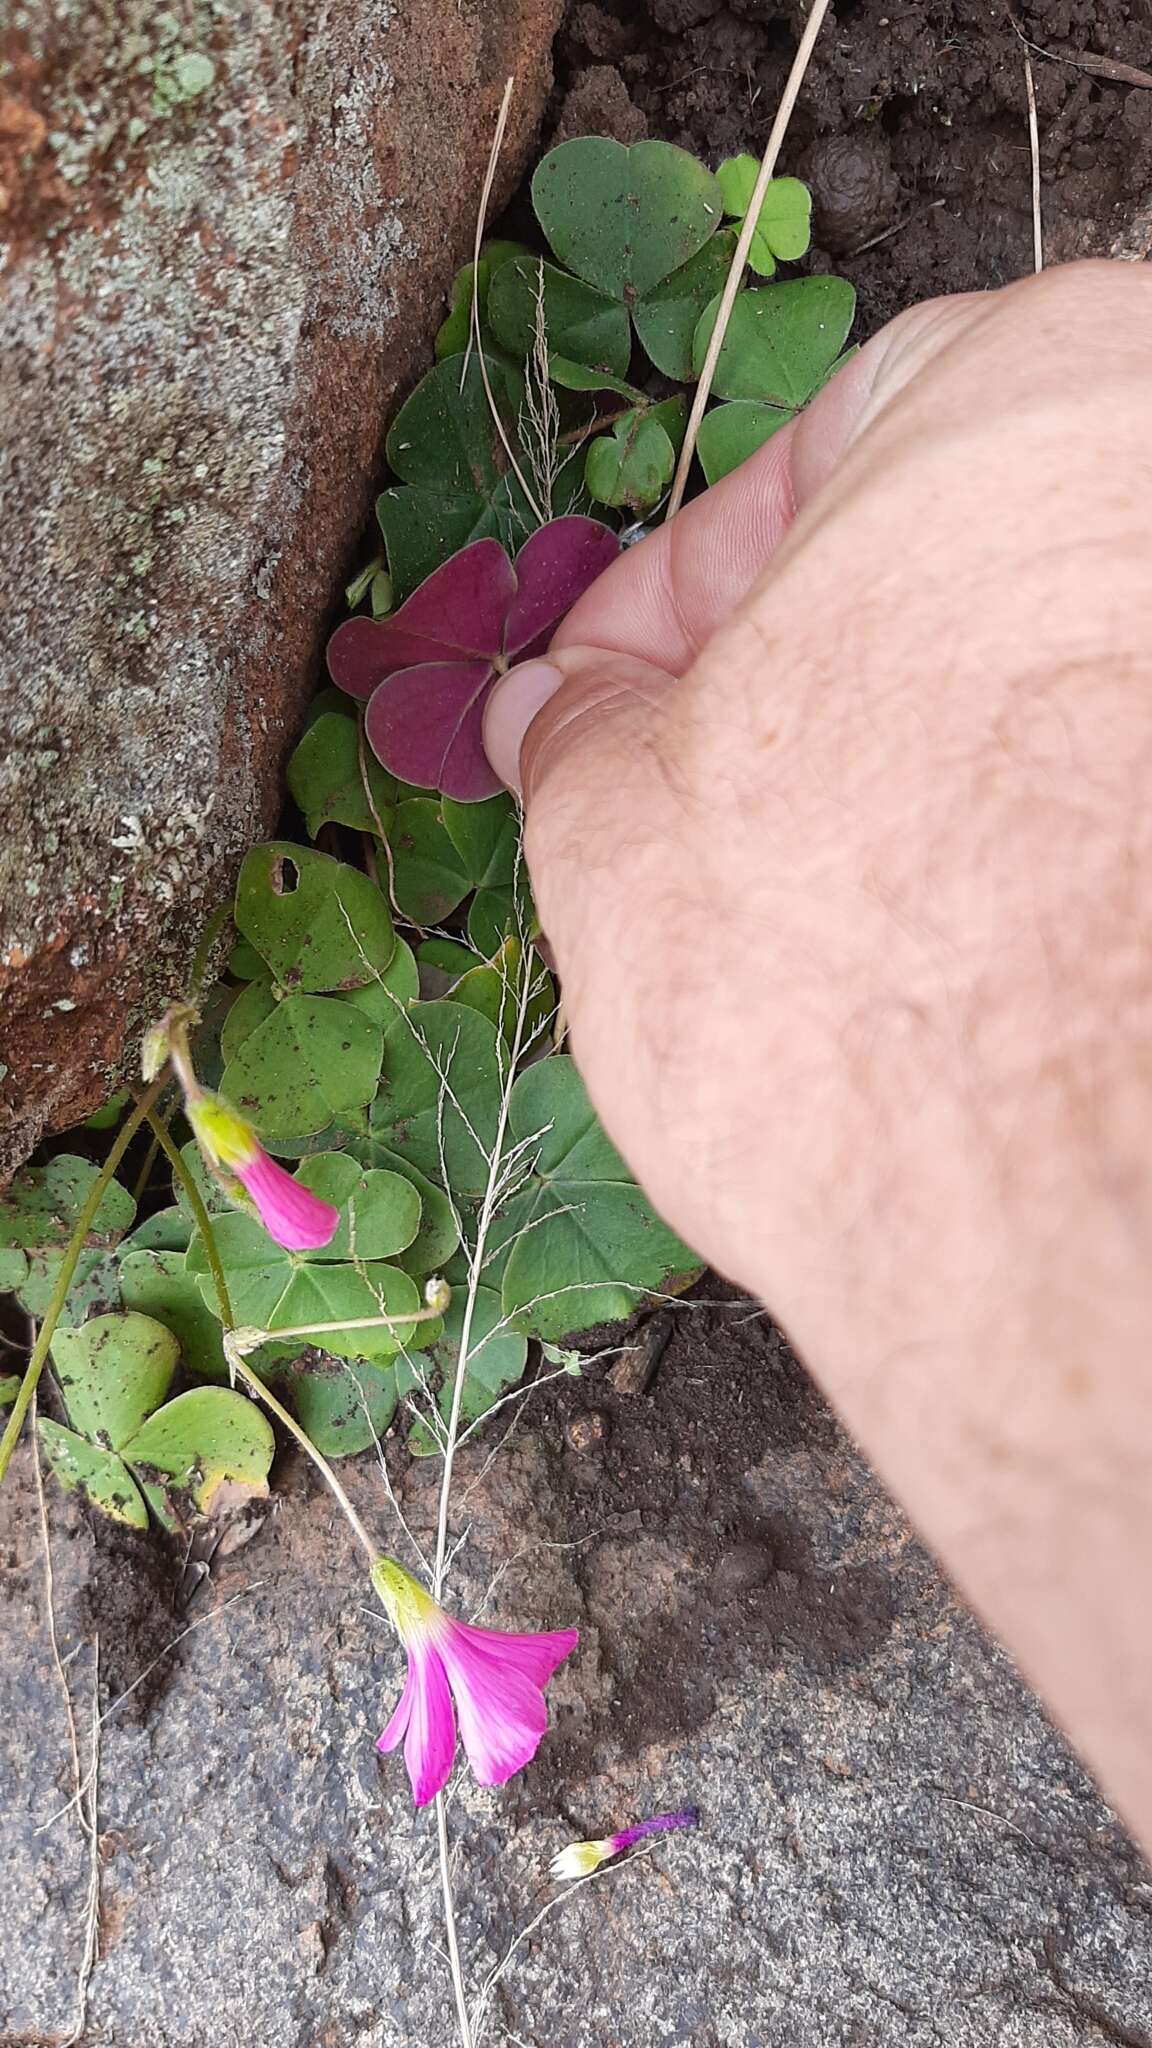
[3,1304,1150,2048]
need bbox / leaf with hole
[286,1355,399,1458]
[235,844,395,991]
[121,1387,275,1518]
[50,1311,179,1447]
[694,277,856,408]
[220,993,384,1139]
[37,1421,149,1528]
[488,256,631,376]
[586,410,676,512]
[329,520,619,802]
[532,137,723,301]
[696,399,793,485]
[631,227,739,380]
[286,713,397,839]
[493,1057,699,1340]
[716,160,812,277]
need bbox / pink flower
[187,1093,339,1253]
[372,1558,578,1806]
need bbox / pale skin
[483,261,1152,1849]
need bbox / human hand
[484,263,1152,1844]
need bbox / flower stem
[436,1792,475,2048]
[222,1335,379,1568]
[143,1106,234,1327]
[0,1073,170,1489]
[157,1104,379,1570]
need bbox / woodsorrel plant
[1,122,850,2047]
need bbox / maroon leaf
[365,661,501,802]
[343,519,621,803]
[505,517,621,658]
[328,539,515,701]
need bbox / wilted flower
[187,1094,340,1253]
[550,1807,698,1882]
[372,1557,578,1807]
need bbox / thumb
[482,645,676,806]
[482,288,989,797]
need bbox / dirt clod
[803,131,901,256]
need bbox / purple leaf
[328,540,515,700]
[505,517,622,658]
[365,661,501,802]
[340,519,621,803]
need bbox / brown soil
[547,0,1152,335]
[518,1280,901,1799]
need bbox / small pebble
[710,1541,773,1602]
[566,1409,611,1454]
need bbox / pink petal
[376,1660,416,1753]
[504,518,620,658]
[404,1645,458,1807]
[365,660,503,802]
[327,540,515,699]
[448,1621,580,1691]
[233,1151,340,1252]
[438,1620,577,1788]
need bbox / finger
[547,289,988,679]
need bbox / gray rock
[3,1320,1149,2047]
[0,0,561,1172]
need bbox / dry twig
[667,0,833,516]
[1022,53,1044,273]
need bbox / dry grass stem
[467,76,546,527]
[667,0,833,516]
[1022,53,1044,272]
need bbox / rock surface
[3,1309,1150,2047]
[0,0,560,1173]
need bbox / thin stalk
[666,0,833,517]
[231,1306,444,1346]
[466,76,546,527]
[223,1336,379,1568]
[0,1073,169,1486]
[425,947,535,2048]
[436,1793,476,2048]
[432,948,534,1598]
[143,1105,234,1327]
[154,1104,379,1569]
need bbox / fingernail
[483,660,564,796]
